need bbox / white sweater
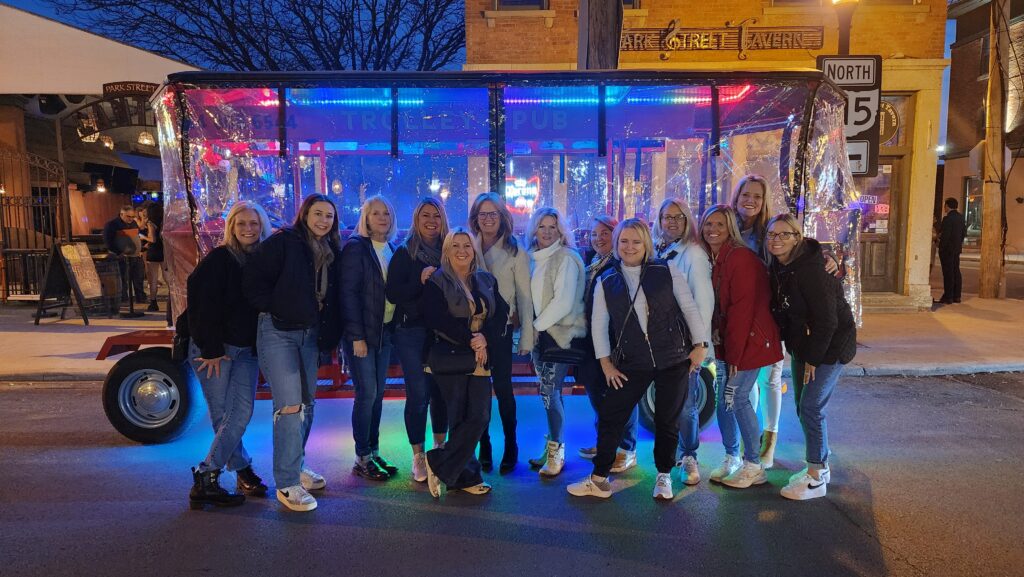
[482,238,536,350]
[591,263,711,360]
[658,239,715,359]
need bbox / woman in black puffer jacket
[766,213,856,502]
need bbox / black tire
[639,365,717,433]
[102,347,202,444]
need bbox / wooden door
[855,159,902,293]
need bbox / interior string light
[255,98,424,107]
[505,85,753,107]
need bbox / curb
[0,372,109,382]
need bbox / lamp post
[833,0,860,56]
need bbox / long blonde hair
[526,207,575,250]
[652,197,699,246]
[699,204,746,256]
[731,174,772,235]
[439,227,484,288]
[223,201,272,261]
[354,195,397,241]
[406,197,449,258]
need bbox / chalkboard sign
[34,242,105,325]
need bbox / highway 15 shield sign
[817,55,882,177]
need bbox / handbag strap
[611,265,646,353]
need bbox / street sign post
[817,55,882,177]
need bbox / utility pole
[576,0,623,70]
[981,0,1009,298]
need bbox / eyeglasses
[766,231,799,241]
[477,211,500,221]
[660,214,686,223]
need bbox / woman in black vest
[244,194,343,512]
[766,213,856,501]
[421,228,509,498]
[568,218,710,501]
[386,197,450,483]
[341,195,400,482]
[187,201,272,509]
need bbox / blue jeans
[791,358,843,466]
[531,351,569,444]
[578,354,637,451]
[716,360,762,464]
[345,331,393,458]
[191,341,259,473]
[676,369,707,459]
[392,326,447,446]
[256,313,320,489]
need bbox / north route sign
[817,55,882,177]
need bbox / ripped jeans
[257,313,320,489]
[531,351,570,444]
[716,361,762,464]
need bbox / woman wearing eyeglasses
[765,214,856,500]
[653,198,714,487]
[468,193,534,473]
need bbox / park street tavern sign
[621,18,824,60]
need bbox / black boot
[147,300,159,312]
[500,439,518,474]
[190,467,245,509]
[235,466,268,496]
[478,434,493,472]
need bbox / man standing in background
[103,205,146,303]
[936,197,966,305]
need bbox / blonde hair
[439,227,484,284]
[765,212,807,264]
[612,218,655,264]
[223,201,272,260]
[527,207,575,250]
[699,204,746,255]
[406,197,450,257]
[731,174,772,235]
[355,195,397,241]
[652,197,699,246]
[469,192,519,255]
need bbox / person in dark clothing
[139,203,165,312]
[937,197,967,305]
[103,205,145,302]
[568,219,710,501]
[421,228,509,498]
[386,197,450,483]
[340,195,400,482]
[244,194,343,512]
[187,201,273,510]
[766,213,857,501]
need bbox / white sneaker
[412,452,427,483]
[567,475,612,498]
[709,455,743,483]
[300,467,326,491]
[652,473,673,500]
[789,465,831,485]
[610,450,637,473]
[539,440,565,477]
[276,485,317,512]
[424,455,442,498]
[679,456,701,486]
[721,460,768,489]
[781,472,827,501]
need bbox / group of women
[183,178,856,512]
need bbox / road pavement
[2,374,1022,577]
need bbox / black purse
[537,331,589,365]
[427,338,478,375]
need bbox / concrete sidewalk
[1,296,1022,381]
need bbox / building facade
[945,0,1024,263]
[466,0,948,308]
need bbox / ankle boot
[478,434,493,472]
[190,467,245,509]
[236,466,268,496]
[759,430,778,469]
[500,439,518,474]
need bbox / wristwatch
[694,341,710,348]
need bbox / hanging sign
[817,55,882,177]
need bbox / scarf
[409,236,442,268]
[586,252,613,283]
[306,233,335,309]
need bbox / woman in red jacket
[700,204,783,489]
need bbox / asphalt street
[1,374,1023,577]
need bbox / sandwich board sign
[817,55,882,177]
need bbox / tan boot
[539,440,565,477]
[759,430,778,469]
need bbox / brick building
[944,0,1024,262]
[466,0,949,308]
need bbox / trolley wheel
[639,364,717,433]
[102,347,201,444]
